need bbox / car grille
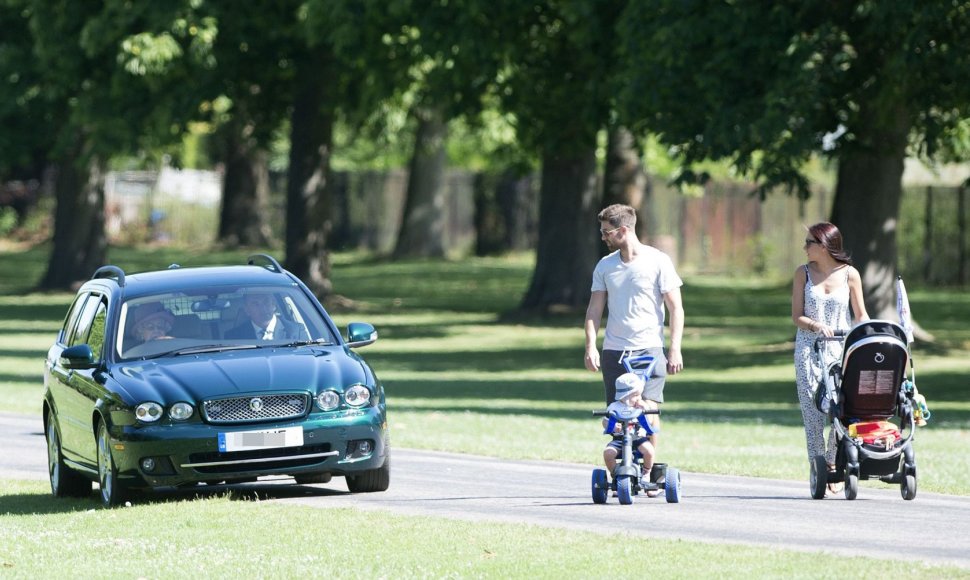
[187,444,334,474]
[202,393,309,424]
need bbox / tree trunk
[958,184,966,286]
[830,107,909,323]
[602,126,649,240]
[217,122,272,247]
[284,50,334,300]
[498,170,538,251]
[39,141,106,290]
[394,106,448,259]
[473,172,505,256]
[520,145,601,311]
[922,186,933,283]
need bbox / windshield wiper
[142,344,259,359]
[279,339,334,348]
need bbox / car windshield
[117,284,336,360]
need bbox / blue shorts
[606,437,652,453]
[601,348,667,405]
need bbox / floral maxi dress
[794,265,851,465]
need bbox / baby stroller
[809,320,920,501]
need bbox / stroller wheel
[901,474,917,501]
[809,455,827,500]
[845,473,859,500]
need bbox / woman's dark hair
[808,222,852,265]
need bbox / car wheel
[295,472,332,485]
[46,413,90,497]
[346,459,390,493]
[97,421,128,507]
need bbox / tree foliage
[617,1,970,196]
[617,1,970,319]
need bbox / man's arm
[663,287,684,374]
[584,290,607,371]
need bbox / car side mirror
[60,344,97,369]
[346,322,377,348]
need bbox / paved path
[4,413,968,568]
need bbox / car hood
[110,347,370,404]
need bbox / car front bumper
[107,407,388,489]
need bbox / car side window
[85,300,108,362]
[60,294,89,345]
[70,294,104,349]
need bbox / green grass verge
[2,480,967,579]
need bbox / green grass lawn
[3,244,970,577]
[4,479,966,579]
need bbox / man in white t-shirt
[584,204,685,453]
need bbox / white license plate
[218,426,304,452]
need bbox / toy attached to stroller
[810,320,925,501]
[591,355,682,505]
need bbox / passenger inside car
[129,302,176,345]
[224,290,308,341]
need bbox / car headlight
[135,402,164,422]
[169,402,194,421]
[316,390,340,411]
[344,385,371,407]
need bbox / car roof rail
[92,265,126,287]
[247,253,284,273]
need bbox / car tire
[97,421,129,507]
[346,458,390,493]
[295,472,332,485]
[46,412,90,497]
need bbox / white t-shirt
[591,245,682,351]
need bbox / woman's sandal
[826,465,843,495]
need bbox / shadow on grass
[0,480,347,514]
[392,401,808,427]
[0,492,99,515]
[369,341,797,375]
[386,376,801,405]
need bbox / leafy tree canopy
[617,1,970,196]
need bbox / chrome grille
[203,393,309,424]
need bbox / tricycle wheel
[591,469,608,504]
[617,477,633,505]
[664,467,681,503]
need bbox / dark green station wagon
[43,254,389,506]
